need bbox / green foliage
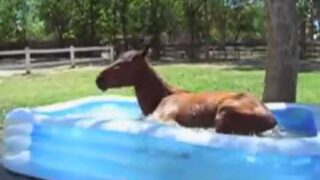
[0,0,272,44]
[0,0,28,41]
[37,0,74,42]
[227,4,266,41]
[297,0,309,21]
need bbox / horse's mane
[145,60,188,95]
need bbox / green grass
[1,64,320,122]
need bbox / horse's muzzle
[96,76,107,91]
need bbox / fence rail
[1,42,319,73]
[0,50,25,56]
[0,46,114,74]
[162,42,320,60]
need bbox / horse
[95,47,277,135]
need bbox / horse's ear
[140,45,149,57]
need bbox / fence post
[70,45,75,68]
[25,47,31,74]
[109,46,114,61]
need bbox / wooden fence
[162,42,320,60]
[0,46,114,74]
[0,42,319,74]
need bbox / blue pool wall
[2,96,320,180]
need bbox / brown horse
[96,47,277,135]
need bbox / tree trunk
[112,1,117,44]
[221,9,228,60]
[299,20,307,59]
[308,0,314,41]
[120,0,128,48]
[56,26,65,46]
[189,14,197,59]
[263,0,299,102]
[89,0,97,45]
[150,0,161,59]
[204,0,210,59]
[184,1,200,60]
[187,8,200,60]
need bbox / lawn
[1,64,320,123]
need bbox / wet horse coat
[96,48,276,135]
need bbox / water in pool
[34,98,315,139]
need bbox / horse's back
[152,91,276,134]
[151,91,245,126]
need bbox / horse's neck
[134,66,173,115]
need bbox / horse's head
[96,47,149,91]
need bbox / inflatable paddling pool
[2,96,320,180]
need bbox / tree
[37,0,73,45]
[148,0,160,58]
[263,0,299,102]
[72,0,103,44]
[201,0,216,59]
[0,0,30,43]
[119,0,130,47]
[297,0,313,59]
[182,0,206,59]
[227,4,265,41]
[0,0,303,59]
